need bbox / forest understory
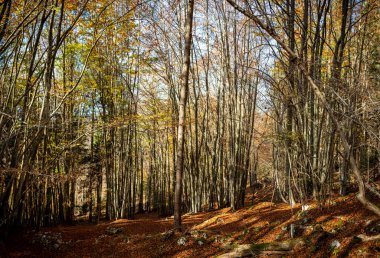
[1,0,380,257]
[1,185,379,258]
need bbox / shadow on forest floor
[1,187,379,257]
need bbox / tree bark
[174,0,195,229]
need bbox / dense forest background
[0,0,379,230]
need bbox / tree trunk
[174,0,195,229]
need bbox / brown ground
[1,188,379,258]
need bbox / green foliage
[331,247,340,256]
[335,218,345,231]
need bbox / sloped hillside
[1,188,379,257]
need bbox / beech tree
[0,0,378,230]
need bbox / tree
[174,0,195,229]
[226,0,380,216]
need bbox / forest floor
[1,187,379,258]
